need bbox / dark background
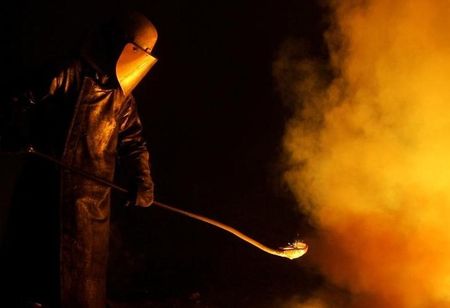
[0,1,329,306]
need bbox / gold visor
[116,42,157,96]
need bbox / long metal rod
[25,146,307,260]
[151,201,307,259]
[27,146,128,193]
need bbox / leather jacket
[2,58,154,307]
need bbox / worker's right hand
[126,180,154,207]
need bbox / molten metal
[278,240,309,260]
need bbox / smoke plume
[275,0,450,307]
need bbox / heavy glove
[127,179,154,207]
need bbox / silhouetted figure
[1,11,158,308]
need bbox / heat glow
[275,0,450,306]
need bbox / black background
[0,1,329,306]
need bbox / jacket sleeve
[117,95,154,206]
[0,67,70,151]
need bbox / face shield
[116,42,158,96]
[100,12,159,97]
[81,12,159,93]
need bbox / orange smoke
[275,0,450,307]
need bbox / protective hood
[115,13,158,96]
[81,12,158,96]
